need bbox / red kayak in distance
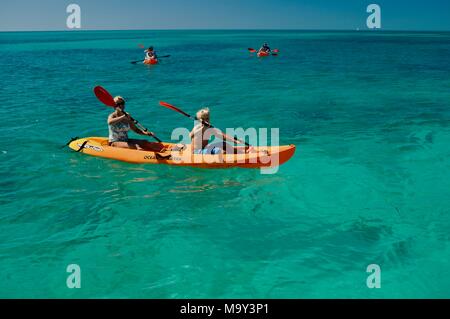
[144,58,158,65]
[248,48,279,57]
[257,51,270,57]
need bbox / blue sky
[1,0,450,31]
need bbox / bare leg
[209,142,243,154]
[167,144,186,152]
[220,142,257,154]
[128,139,164,152]
[109,140,163,151]
[109,141,138,149]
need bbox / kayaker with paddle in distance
[144,46,157,61]
[190,108,253,155]
[258,42,271,54]
[108,96,157,150]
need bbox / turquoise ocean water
[1,30,450,298]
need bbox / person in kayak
[258,42,271,54]
[144,46,157,61]
[107,96,157,150]
[190,108,252,155]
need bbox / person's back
[188,107,256,155]
[190,108,214,152]
[191,122,209,152]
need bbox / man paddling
[258,42,271,54]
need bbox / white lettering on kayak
[77,143,103,152]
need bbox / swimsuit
[108,121,130,143]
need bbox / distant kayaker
[190,108,252,154]
[107,96,156,150]
[259,42,271,54]
[144,46,157,60]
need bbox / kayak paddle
[130,55,171,64]
[159,101,250,147]
[248,48,279,55]
[94,86,162,143]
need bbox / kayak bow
[144,58,158,65]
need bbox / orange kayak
[257,51,270,57]
[69,137,296,169]
[144,58,158,65]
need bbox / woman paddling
[107,96,157,150]
[190,108,253,154]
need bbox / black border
[1,299,446,317]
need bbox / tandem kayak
[257,51,270,57]
[68,137,296,169]
[143,58,158,65]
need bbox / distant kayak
[257,51,270,57]
[69,137,296,168]
[143,58,158,65]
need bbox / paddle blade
[94,86,116,107]
[272,49,279,53]
[248,48,256,53]
[138,44,145,49]
[159,101,191,118]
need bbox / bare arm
[108,113,127,125]
[130,122,145,135]
[221,132,243,144]
[130,122,153,137]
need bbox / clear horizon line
[1,27,450,33]
[0,28,450,33]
